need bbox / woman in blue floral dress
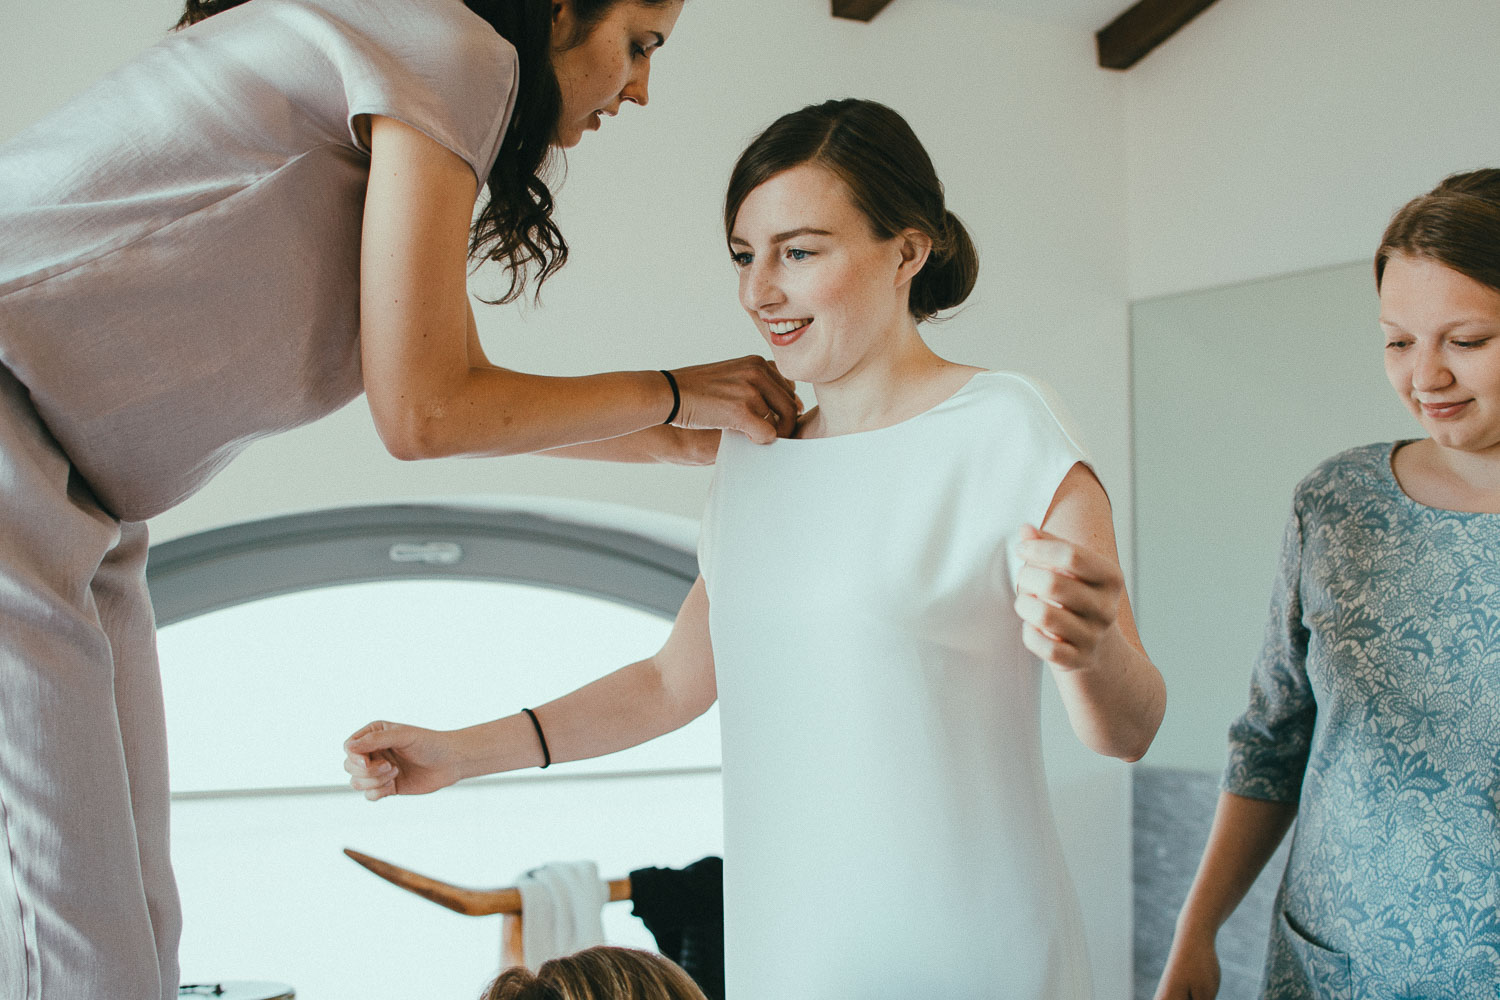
[1156,168,1500,1000]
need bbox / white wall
[3,0,1136,994]
[1123,0,1500,300]
[1131,263,1414,774]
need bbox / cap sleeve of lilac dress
[0,0,518,521]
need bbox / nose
[739,260,783,314]
[1411,342,1453,392]
[621,61,651,107]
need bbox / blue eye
[786,247,813,261]
[730,251,752,268]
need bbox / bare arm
[532,426,720,465]
[1015,462,1166,761]
[459,577,716,776]
[459,298,723,465]
[343,577,716,798]
[1154,791,1297,1000]
[359,116,797,462]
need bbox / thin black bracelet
[658,369,681,426]
[521,707,551,769]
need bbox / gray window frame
[148,504,711,800]
[147,504,698,628]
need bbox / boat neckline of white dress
[779,368,993,444]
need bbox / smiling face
[1380,253,1500,457]
[729,164,925,386]
[549,0,682,149]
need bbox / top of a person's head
[724,98,978,323]
[480,946,709,1000]
[176,0,674,36]
[1376,167,1500,296]
[546,0,681,48]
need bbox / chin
[776,361,823,387]
[763,349,807,383]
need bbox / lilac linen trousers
[0,2,515,996]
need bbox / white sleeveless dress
[698,371,1094,999]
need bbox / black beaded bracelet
[659,369,681,426]
[521,707,551,769]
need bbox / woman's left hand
[1013,522,1126,672]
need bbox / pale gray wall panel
[1131,262,1413,772]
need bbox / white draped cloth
[514,861,608,969]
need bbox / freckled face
[1380,253,1500,456]
[549,0,683,149]
[729,165,913,386]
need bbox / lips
[1420,399,1471,419]
[766,319,811,347]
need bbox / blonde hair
[480,947,708,1000]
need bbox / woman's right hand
[1153,928,1221,1000]
[343,720,464,801]
[667,356,800,444]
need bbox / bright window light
[159,577,722,999]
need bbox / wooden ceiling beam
[1096,0,1219,70]
[832,0,894,22]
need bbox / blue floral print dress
[1224,442,1500,1000]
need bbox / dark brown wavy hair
[1376,168,1500,295]
[724,98,979,323]
[479,946,708,1000]
[177,0,674,304]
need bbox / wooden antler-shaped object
[343,848,632,917]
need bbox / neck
[1399,437,1500,513]
[1432,439,1500,492]
[803,322,967,438]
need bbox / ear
[893,228,933,287]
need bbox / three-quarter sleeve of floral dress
[1222,503,1316,804]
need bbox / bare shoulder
[1041,462,1116,550]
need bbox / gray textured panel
[1130,261,1412,772]
[146,504,698,626]
[1132,766,1291,1000]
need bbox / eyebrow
[728,226,834,247]
[1379,316,1499,333]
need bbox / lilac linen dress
[0,3,515,997]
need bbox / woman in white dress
[345,99,1166,998]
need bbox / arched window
[151,503,722,999]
